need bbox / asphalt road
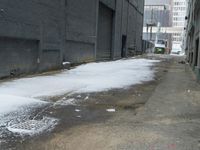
[2,55,200,150]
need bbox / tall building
[0,0,145,78]
[143,0,187,53]
[172,0,187,50]
[143,0,173,50]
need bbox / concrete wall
[185,0,200,79]
[0,0,64,77]
[0,0,145,78]
[0,38,39,77]
[64,0,97,63]
[121,0,145,56]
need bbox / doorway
[121,35,127,58]
[195,38,199,66]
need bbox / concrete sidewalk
[132,57,200,149]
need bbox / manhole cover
[7,117,58,135]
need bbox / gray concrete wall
[64,0,97,63]
[0,0,145,78]
[194,5,200,68]
[0,38,39,77]
[185,0,200,79]
[0,0,64,77]
[186,0,199,68]
[125,0,144,56]
[112,0,122,59]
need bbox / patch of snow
[106,109,116,112]
[0,58,159,99]
[0,58,159,127]
[62,62,71,65]
[0,95,46,116]
[75,109,81,112]
[77,95,81,98]
[84,96,89,100]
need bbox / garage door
[0,37,39,77]
[96,3,113,61]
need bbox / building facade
[0,0,145,78]
[172,0,187,49]
[185,0,200,79]
[143,0,173,50]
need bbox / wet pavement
[1,55,200,150]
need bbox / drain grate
[7,117,58,135]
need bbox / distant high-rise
[143,0,173,50]
[143,0,187,52]
[172,0,187,46]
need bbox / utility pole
[150,8,154,41]
[146,24,149,41]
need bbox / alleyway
[1,55,200,150]
[0,0,195,149]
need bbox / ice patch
[7,117,58,135]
